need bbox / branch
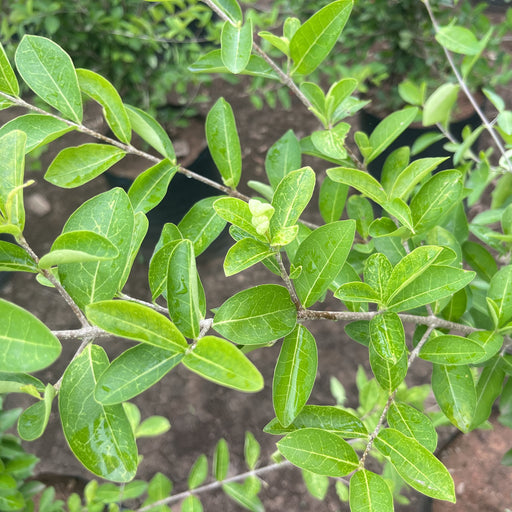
[135,460,292,511]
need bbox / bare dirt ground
[3,19,512,512]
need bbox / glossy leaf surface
[349,470,394,512]
[221,20,253,74]
[265,129,301,189]
[0,42,19,96]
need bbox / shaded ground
[2,36,512,512]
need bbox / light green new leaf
[209,0,243,23]
[95,344,183,405]
[0,373,44,397]
[45,143,125,188]
[302,469,329,500]
[214,196,263,240]
[136,416,171,438]
[17,384,56,441]
[290,0,353,75]
[188,454,208,490]
[206,98,241,188]
[0,298,61,372]
[223,477,263,512]
[76,68,131,143]
[389,157,448,201]
[374,428,455,502]
[183,336,263,392]
[213,439,230,481]
[213,284,297,345]
[0,114,74,153]
[224,238,273,276]
[349,470,394,512]
[265,129,301,189]
[167,240,203,339]
[319,176,348,223]
[182,495,203,512]
[369,313,408,391]
[311,125,349,160]
[148,240,181,301]
[488,265,512,326]
[270,167,315,238]
[125,104,175,162]
[366,108,418,164]
[419,334,486,365]
[0,42,19,96]
[221,20,253,74]
[0,240,37,273]
[38,230,119,269]
[432,364,476,432]
[128,159,178,214]
[58,188,134,308]
[264,405,367,438]
[387,402,437,452]
[277,428,358,477]
[0,130,26,234]
[411,171,464,233]
[258,31,289,56]
[86,300,187,352]
[178,196,227,256]
[293,220,355,307]
[59,344,138,482]
[423,83,460,126]
[15,35,82,123]
[334,282,381,304]
[436,25,480,55]
[244,432,260,470]
[387,265,474,313]
[327,167,387,206]
[273,325,317,427]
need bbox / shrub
[0,0,512,510]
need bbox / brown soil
[2,54,512,512]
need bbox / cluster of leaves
[1,0,512,510]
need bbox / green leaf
[327,167,387,206]
[0,114,74,153]
[334,282,380,304]
[166,239,202,339]
[432,364,476,432]
[277,428,358,477]
[364,253,392,303]
[311,125,349,160]
[369,313,408,392]
[244,432,260,471]
[468,330,503,363]
[209,0,242,23]
[265,130,301,189]
[59,344,138,482]
[146,472,172,506]
[206,98,241,188]
[419,334,486,365]
[326,78,358,120]
[214,197,264,241]
[411,171,464,233]
[264,405,367,438]
[120,211,148,291]
[213,439,230,481]
[0,130,27,234]
[0,298,61,372]
[302,469,329,500]
[0,241,37,273]
[221,20,253,74]
[86,300,187,352]
[188,454,208,490]
[0,42,19,96]
[258,31,289,56]
[374,428,455,502]
[45,143,125,188]
[17,384,56,441]
[290,0,353,75]
[349,470,394,512]
[125,105,175,162]
[183,336,263,392]
[462,241,497,282]
[182,495,203,512]
[0,373,44,396]
[270,167,315,238]
[213,284,297,345]
[77,68,131,143]
[148,240,181,301]
[95,344,183,405]
[224,238,273,276]
[15,35,82,123]
[387,402,437,452]
[128,160,178,214]
[387,265,474,313]
[178,196,227,256]
[436,25,480,55]
[293,220,355,307]
[58,188,134,308]
[38,230,119,269]
[488,265,512,326]
[423,83,460,126]
[366,108,418,164]
[319,176,348,223]
[223,477,263,512]
[273,325,317,427]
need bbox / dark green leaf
[0,241,37,272]
[17,384,56,441]
[319,176,348,223]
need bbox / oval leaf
[221,20,253,74]
[349,470,394,512]
[419,334,486,365]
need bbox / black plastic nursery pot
[360,106,482,181]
